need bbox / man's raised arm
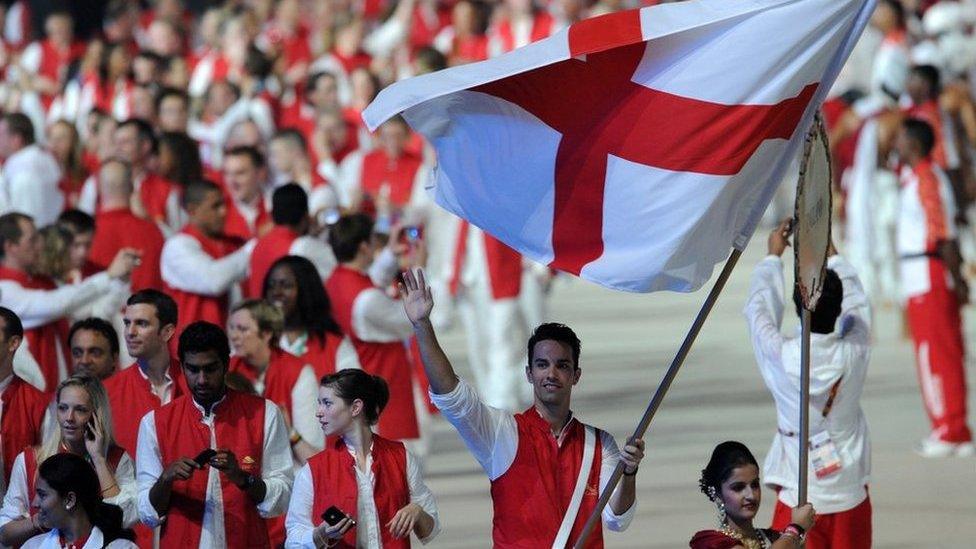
[400,268,458,394]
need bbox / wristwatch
[239,473,259,490]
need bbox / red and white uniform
[18,38,86,110]
[279,331,349,380]
[20,526,137,548]
[90,208,166,292]
[228,349,324,451]
[245,225,336,299]
[0,374,49,498]
[104,360,187,458]
[160,225,254,338]
[77,171,184,236]
[0,144,63,227]
[0,267,126,391]
[430,380,635,547]
[284,436,440,547]
[487,11,555,57]
[223,195,271,243]
[136,391,293,549]
[745,255,873,547]
[340,148,427,211]
[904,100,959,171]
[897,160,972,443]
[325,265,420,441]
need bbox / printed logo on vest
[241,455,257,472]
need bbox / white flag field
[364,0,875,293]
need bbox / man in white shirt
[136,321,293,549]
[744,220,873,548]
[400,269,645,547]
[0,113,62,227]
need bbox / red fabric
[906,259,972,443]
[325,267,419,440]
[492,12,555,53]
[330,49,372,75]
[277,100,360,164]
[167,225,244,339]
[448,222,522,300]
[359,149,423,210]
[104,359,187,457]
[451,34,489,64]
[905,101,948,169]
[58,173,87,211]
[286,333,342,379]
[228,349,305,420]
[0,267,69,391]
[246,226,300,298]
[154,391,268,549]
[223,196,270,243]
[489,409,604,548]
[138,172,178,225]
[913,161,950,248]
[409,6,450,51]
[689,530,741,549]
[307,436,411,548]
[36,39,86,109]
[472,42,816,275]
[90,208,165,291]
[0,376,48,485]
[772,495,872,549]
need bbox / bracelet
[289,431,303,445]
[781,524,805,541]
[779,531,801,547]
[786,523,806,536]
[622,467,638,477]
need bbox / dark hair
[0,306,23,339]
[699,441,759,500]
[155,86,189,112]
[0,212,31,259]
[127,289,178,328]
[911,64,941,98]
[306,71,337,94]
[792,269,843,334]
[328,214,373,262]
[880,0,905,29]
[37,453,134,544]
[69,318,120,357]
[178,321,230,366]
[57,209,96,236]
[320,369,390,426]
[527,323,581,369]
[224,145,265,169]
[244,45,272,79]
[272,128,308,155]
[902,117,936,159]
[118,118,158,153]
[136,49,167,70]
[159,131,203,187]
[262,255,342,340]
[181,179,222,210]
[272,183,308,226]
[414,47,447,73]
[1,113,35,146]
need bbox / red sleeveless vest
[307,436,411,548]
[246,225,299,298]
[493,12,554,53]
[0,376,48,484]
[325,267,419,440]
[287,332,342,379]
[490,409,605,548]
[0,267,69,391]
[104,360,187,457]
[167,225,242,337]
[223,194,270,243]
[138,172,177,225]
[153,390,268,549]
[360,150,423,209]
[448,222,522,299]
[23,444,126,515]
[228,349,305,419]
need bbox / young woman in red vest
[21,453,136,548]
[264,255,348,377]
[690,441,816,549]
[228,299,325,462]
[284,369,439,547]
[0,376,138,547]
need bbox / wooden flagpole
[573,248,743,549]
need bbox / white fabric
[552,424,595,549]
[896,164,958,300]
[288,237,336,282]
[0,272,122,330]
[160,234,255,297]
[363,0,873,294]
[744,255,872,513]
[131,362,177,406]
[21,526,137,548]
[0,450,139,530]
[250,365,324,451]
[429,379,635,531]
[283,445,440,548]
[0,144,63,227]
[136,398,294,548]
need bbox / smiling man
[68,317,120,380]
[136,321,293,548]
[401,269,645,548]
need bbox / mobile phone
[194,448,217,466]
[85,420,96,441]
[402,226,422,242]
[321,506,349,527]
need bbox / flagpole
[798,308,812,505]
[573,248,743,549]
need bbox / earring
[706,485,726,526]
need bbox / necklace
[719,523,768,549]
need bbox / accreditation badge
[810,431,842,479]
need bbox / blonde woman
[0,376,138,547]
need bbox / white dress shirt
[160,234,255,297]
[249,364,325,451]
[284,442,440,548]
[135,397,294,548]
[744,255,872,513]
[429,379,635,531]
[0,144,62,227]
[21,526,138,548]
[0,272,125,331]
[349,250,415,343]
[0,449,139,530]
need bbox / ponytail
[320,370,390,425]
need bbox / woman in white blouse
[285,369,439,548]
[0,376,138,546]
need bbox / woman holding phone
[284,369,439,548]
[0,376,138,547]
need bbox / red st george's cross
[472,10,816,275]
